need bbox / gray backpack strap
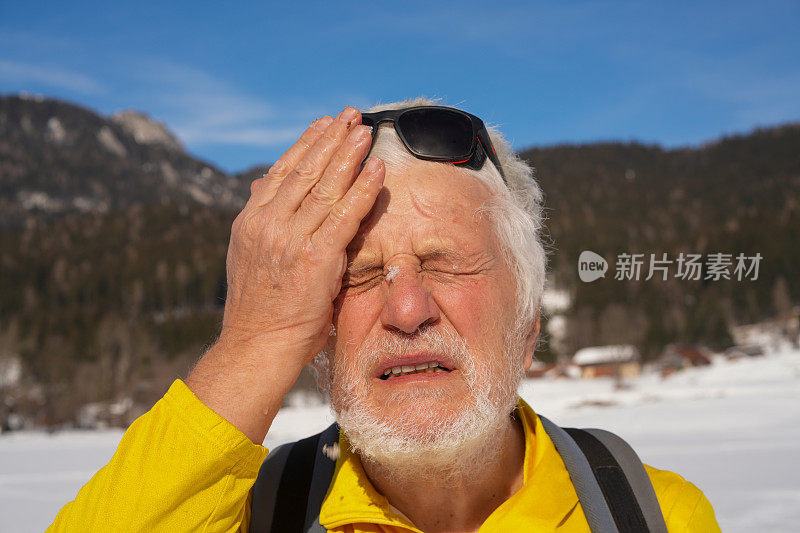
[303,423,341,533]
[539,415,620,533]
[249,423,340,533]
[249,442,295,533]
[583,429,667,533]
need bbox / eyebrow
[419,248,474,264]
[345,247,478,272]
[345,254,383,273]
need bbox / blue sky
[1,1,799,172]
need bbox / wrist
[185,339,307,444]
[216,325,320,364]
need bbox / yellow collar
[319,399,581,531]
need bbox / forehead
[348,158,497,260]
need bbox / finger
[312,157,385,250]
[267,116,334,179]
[248,173,281,208]
[271,107,361,215]
[250,116,334,207]
[293,124,373,233]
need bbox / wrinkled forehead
[373,119,486,205]
[381,156,489,211]
[350,155,497,255]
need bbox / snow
[519,347,800,532]
[542,287,572,314]
[17,190,64,212]
[96,126,127,158]
[45,117,66,144]
[0,354,22,387]
[2,346,799,532]
[572,344,639,365]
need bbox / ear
[522,308,542,371]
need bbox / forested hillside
[1,94,797,426]
[523,126,799,359]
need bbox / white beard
[320,324,525,485]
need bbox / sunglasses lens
[360,115,376,129]
[397,108,474,160]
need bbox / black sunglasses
[360,106,507,183]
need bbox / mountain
[0,94,250,228]
[519,126,800,358]
[111,110,184,152]
[0,94,797,427]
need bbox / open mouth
[379,361,453,380]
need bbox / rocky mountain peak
[0,95,251,224]
[111,110,183,152]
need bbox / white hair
[365,97,547,335]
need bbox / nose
[380,267,440,334]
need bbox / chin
[325,327,526,480]
[336,374,507,449]
[334,386,514,485]
[368,393,472,441]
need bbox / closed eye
[422,264,488,277]
[420,249,495,276]
[341,269,384,289]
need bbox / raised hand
[185,107,384,443]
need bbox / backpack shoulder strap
[249,423,340,533]
[303,423,340,531]
[249,441,294,533]
[252,417,666,533]
[539,414,667,533]
[579,428,668,533]
[539,415,620,533]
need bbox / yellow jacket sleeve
[645,465,721,532]
[47,379,269,533]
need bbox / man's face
[324,157,525,453]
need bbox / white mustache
[354,326,475,380]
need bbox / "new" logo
[578,251,608,282]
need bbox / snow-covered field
[2,346,799,532]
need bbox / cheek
[432,277,509,344]
[332,288,384,349]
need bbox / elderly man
[49,100,719,532]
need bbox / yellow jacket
[48,380,720,532]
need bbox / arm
[48,106,384,530]
[644,464,721,532]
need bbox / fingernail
[338,106,359,124]
[349,125,371,143]
[313,116,333,131]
